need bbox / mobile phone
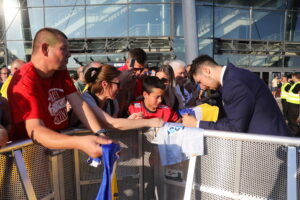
[130,59,135,69]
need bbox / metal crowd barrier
[145,129,300,200]
[0,128,299,200]
[0,128,146,200]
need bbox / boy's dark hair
[190,55,218,78]
[128,48,147,65]
[142,76,166,94]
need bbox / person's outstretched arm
[25,118,112,158]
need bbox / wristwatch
[95,129,108,136]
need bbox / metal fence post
[183,156,197,200]
[138,129,144,200]
[74,149,82,200]
[14,149,37,200]
[51,155,61,200]
[287,146,297,200]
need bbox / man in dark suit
[182,55,291,136]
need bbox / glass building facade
[0,0,299,77]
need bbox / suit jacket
[199,63,291,136]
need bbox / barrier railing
[0,128,145,200]
[147,129,300,200]
[0,128,299,200]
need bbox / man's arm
[87,102,164,130]
[200,81,255,132]
[183,81,255,132]
[25,118,112,158]
[67,92,103,132]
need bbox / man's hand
[128,112,143,119]
[182,114,198,127]
[78,135,113,158]
[146,118,164,128]
[297,116,300,125]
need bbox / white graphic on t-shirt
[48,88,68,125]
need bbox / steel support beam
[182,0,199,64]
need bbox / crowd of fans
[0,27,298,158]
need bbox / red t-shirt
[7,62,77,141]
[118,63,128,71]
[128,101,179,122]
[134,78,143,98]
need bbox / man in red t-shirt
[118,48,148,117]
[7,28,112,158]
[128,76,181,123]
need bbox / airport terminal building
[0,0,299,84]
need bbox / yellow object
[198,103,219,122]
[111,160,119,200]
[82,84,89,93]
[286,82,300,104]
[0,75,12,99]
[280,82,290,100]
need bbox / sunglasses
[109,81,121,87]
[160,78,169,83]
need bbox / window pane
[215,8,249,39]
[197,5,213,38]
[86,5,128,37]
[89,53,126,63]
[45,7,85,38]
[252,10,284,41]
[214,0,285,8]
[129,0,170,2]
[173,37,185,61]
[214,54,249,67]
[25,8,44,40]
[251,0,285,9]
[4,0,23,40]
[68,55,87,69]
[44,0,85,6]
[214,0,251,7]
[174,4,183,36]
[5,8,43,41]
[250,55,283,67]
[199,39,213,56]
[86,0,127,4]
[6,41,31,63]
[129,4,170,36]
[26,0,43,7]
[174,5,213,38]
[286,11,300,41]
[284,56,300,68]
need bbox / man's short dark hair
[32,27,68,55]
[142,76,166,94]
[190,55,218,78]
[129,48,147,65]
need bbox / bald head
[32,27,67,55]
[10,59,25,75]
